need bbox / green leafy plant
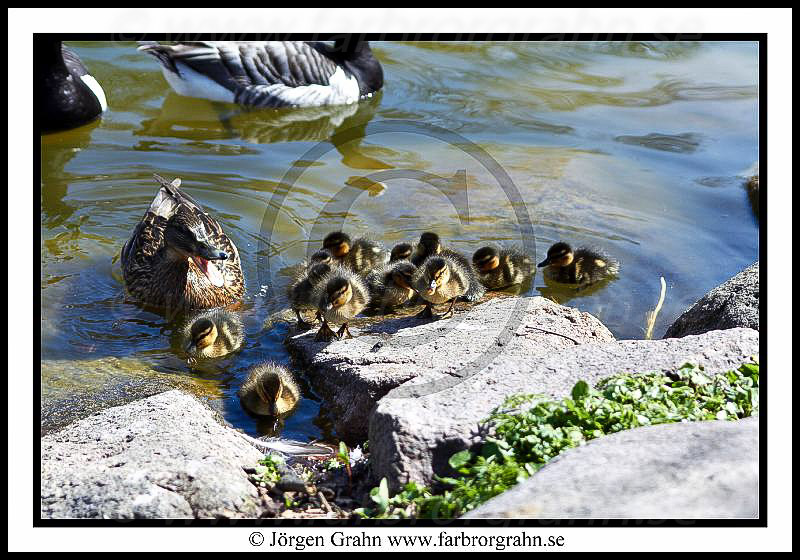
[360,360,759,519]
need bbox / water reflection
[135,90,389,168]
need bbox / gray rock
[286,296,614,442]
[370,327,758,490]
[465,416,758,519]
[664,262,759,338]
[41,390,264,519]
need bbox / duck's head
[307,262,332,284]
[309,248,334,266]
[321,276,353,311]
[473,246,500,272]
[248,366,298,417]
[418,232,442,257]
[390,242,413,262]
[165,210,229,287]
[421,256,450,296]
[391,262,417,291]
[186,318,218,356]
[323,231,351,258]
[537,242,574,268]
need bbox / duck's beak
[191,241,228,287]
[537,257,550,268]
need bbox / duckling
[389,242,413,262]
[312,267,370,340]
[413,255,473,319]
[537,242,619,286]
[287,261,333,328]
[180,308,244,360]
[322,231,387,276]
[472,246,533,291]
[238,362,301,417]
[410,232,485,301]
[366,260,418,312]
[121,174,245,312]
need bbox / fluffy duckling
[238,362,301,417]
[322,231,387,276]
[366,260,418,312]
[287,261,334,328]
[312,267,370,340]
[390,242,413,262]
[410,232,485,301]
[412,255,472,319]
[180,308,244,360]
[472,246,533,291]
[537,242,619,286]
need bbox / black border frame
[35,32,766,529]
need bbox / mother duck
[138,39,383,108]
[37,39,107,132]
[121,174,245,311]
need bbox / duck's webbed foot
[294,309,314,330]
[415,302,435,320]
[442,298,457,318]
[315,321,338,342]
[336,323,354,339]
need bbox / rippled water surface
[40,41,759,440]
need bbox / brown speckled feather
[121,175,245,311]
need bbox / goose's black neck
[331,37,383,96]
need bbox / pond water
[40,41,759,441]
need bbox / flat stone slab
[465,416,758,519]
[41,390,264,519]
[665,261,759,338]
[286,296,615,442]
[370,327,758,490]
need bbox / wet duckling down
[473,246,533,291]
[179,308,244,360]
[537,242,619,286]
[238,362,301,418]
[287,249,336,328]
[322,231,388,276]
[312,267,371,341]
[365,260,418,313]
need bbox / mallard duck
[179,308,244,360]
[472,246,533,290]
[366,260,417,312]
[413,255,474,319]
[312,267,370,340]
[238,362,301,417]
[537,242,619,286]
[322,231,387,276]
[121,174,245,311]
[38,39,107,133]
[138,39,383,108]
[287,261,334,328]
[389,242,413,262]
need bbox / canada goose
[139,39,383,108]
[38,39,107,133]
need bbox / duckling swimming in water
[537,242,619,286]
[390,242,413,262]
[121,174,245,312]
[472,246,533,291]
[322,231,387,276]
[179,308,244,360]
[366,260,417,312]
[312,267,370,340]
[238,362,301,417]
[412,255,472,319]
[410,232,485,302]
